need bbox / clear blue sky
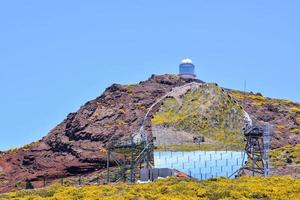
[0,1,299,150]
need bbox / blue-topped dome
[179,58,196,79]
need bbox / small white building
[179,58,196,79]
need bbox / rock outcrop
[0,74,299,192]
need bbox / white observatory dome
[181,58,193,64]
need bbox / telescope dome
[179,58,196,79]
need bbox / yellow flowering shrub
[270,144,300,165]
[1,176,299,200]
[290,107,300,113]
[230,91,266,101]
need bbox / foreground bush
[0,176,299,200]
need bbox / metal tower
[239,123,272,176]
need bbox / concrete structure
[179,58,196,79]
[140,168,174,182]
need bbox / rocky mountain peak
[0,74,299,192]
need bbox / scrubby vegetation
[230,89,300,168]
[271,144,300,166]
[1,176,299,200]
[230,90,300,119]
[152,84,245,151]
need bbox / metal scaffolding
[238,123,272,176]
[105,134,154,183]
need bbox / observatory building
[179,58,196,79]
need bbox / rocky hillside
[152,83,246,151]
[0,74,299,192]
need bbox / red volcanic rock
[0,75,197,192]
[0,74,299,192]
